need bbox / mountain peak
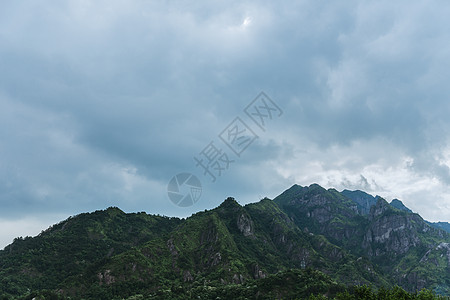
[369,197,392,219]
[341,189,378,215]
[390,199,413,213]
[219,197,241,209]
[104,206,125,218]
[2,184,450,298]
[308,183,326,192]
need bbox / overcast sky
[2,0,450,249]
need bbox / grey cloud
[2,1,450,247]
[339,175,382,193]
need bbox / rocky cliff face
[1,184,450,298]
[363,199,422,257]
[275,184,450,293]
[341,189,379,215]
[237,213,254,237]
[274,184,367,249]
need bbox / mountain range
[1,184,450,299]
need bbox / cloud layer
[2,0,450,248]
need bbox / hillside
[274,185,450,293]
[1,184,450,299]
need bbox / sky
[2,0,450,249]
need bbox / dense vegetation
[0,208,181,298]
[1,184,450,299]
[4,269,447,299]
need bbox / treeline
[312,285,447,300]
[3,269,447,299]
[2,286,446,300]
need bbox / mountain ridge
[1,183,450,299]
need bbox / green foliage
[0,208,181,298]
[332,285,447,300]
[1,185,450,299]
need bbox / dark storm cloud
[2,0,450,247]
